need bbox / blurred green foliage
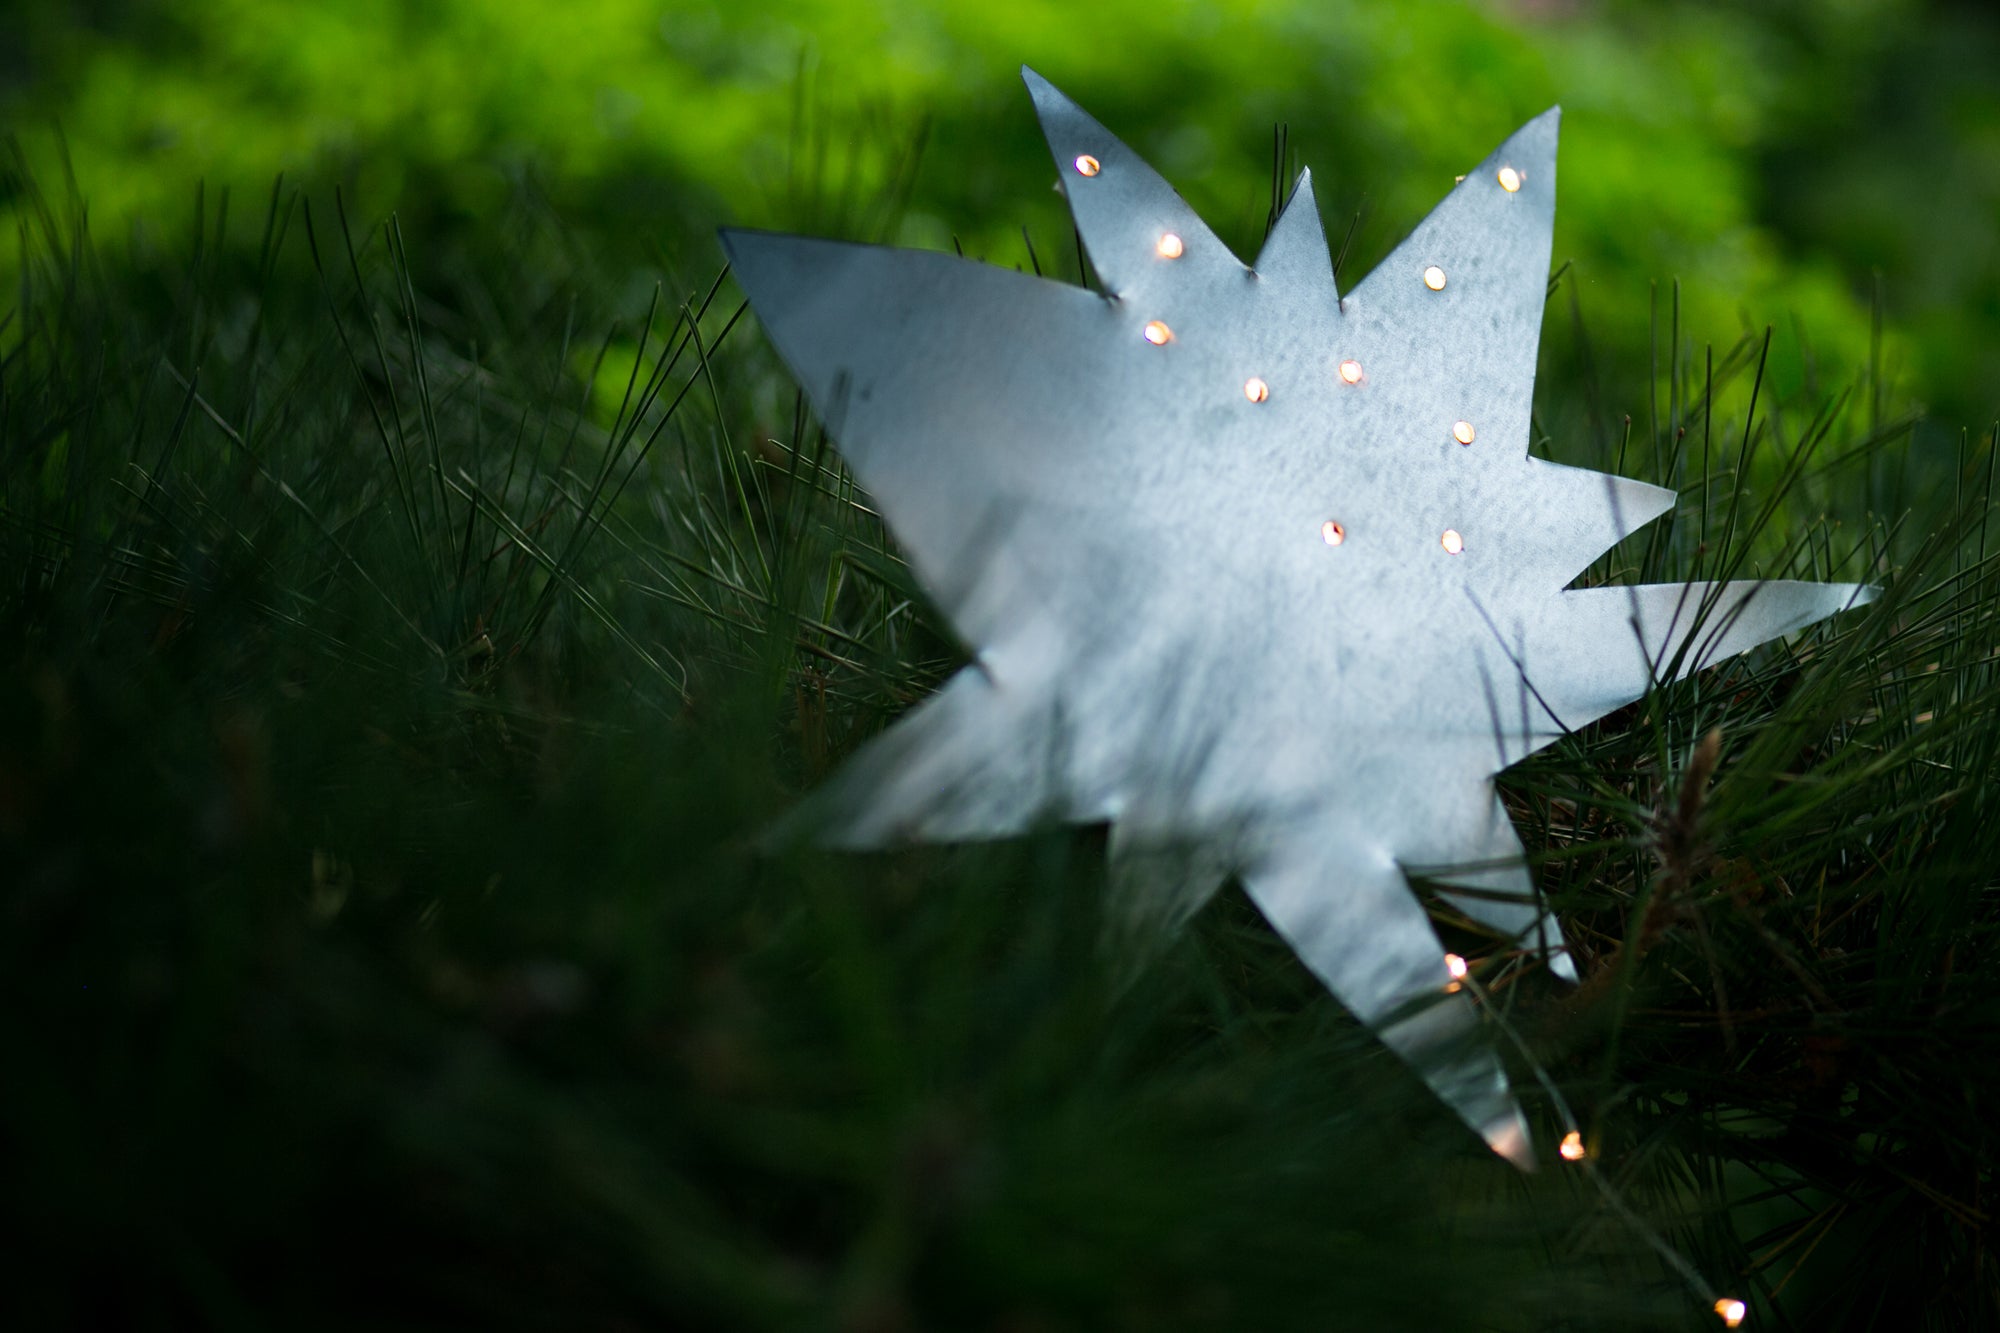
[5,0,1999,429]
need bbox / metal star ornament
[724,69,1872,1166]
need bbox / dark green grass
[3,151,1996,1331]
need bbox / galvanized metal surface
[724,68,1873,1167]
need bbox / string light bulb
[1320,520,1345,547]
[1559,1131,1586,1162]
[1143,320,1174,345]
[1714,1298,1747,1328]
[1337,359,1364,384]
[1452,420,1476,445]
[1423,265,1447,291]
[1497,165,1522,192]
[1074,154,1101,177]
[1157,232,1184,259]
[1443,952,1469,993]
[1441,529,1465,555]
[1244,377,1269,403]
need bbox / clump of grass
[2,138,1995,1332]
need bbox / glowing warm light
[1423,265,1447,291]
[1320,520,1346,547]
[1244,377,1270,403]
[1337,359,1364,384]
[1452,420,1476,445]
[1441,529,1465,555]
[1157,232,1185,259]
[1714,1298,1747,1328]
[1143,320,1174,345]
[1559,1131,1587,1162]
[1074,154,1101,177]
[1444,953,1469,980]
[1497,165,1522,193]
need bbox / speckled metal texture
[724,68,1872,1166]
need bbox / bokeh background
[6,0,1999,433]
[7,3,2000,1330]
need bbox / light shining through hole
[1157,232,1184,259]
[1337,359,1364,384]
[1714,1298,1747,1328]
[1320,520,1345,547]
[1443,953,1468,992]
[1453,420,1476,445]
[1074,154,1101,177]
[1441,529,1465,555]
[1559,1131,1586,1162]
[1244,377,1269,403]
[1497,165,1522,193]
[1423,265,1447,290]
[1143,320,1173,345]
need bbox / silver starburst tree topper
[724,68,1871,1167]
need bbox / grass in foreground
[2,159,1996,1330]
